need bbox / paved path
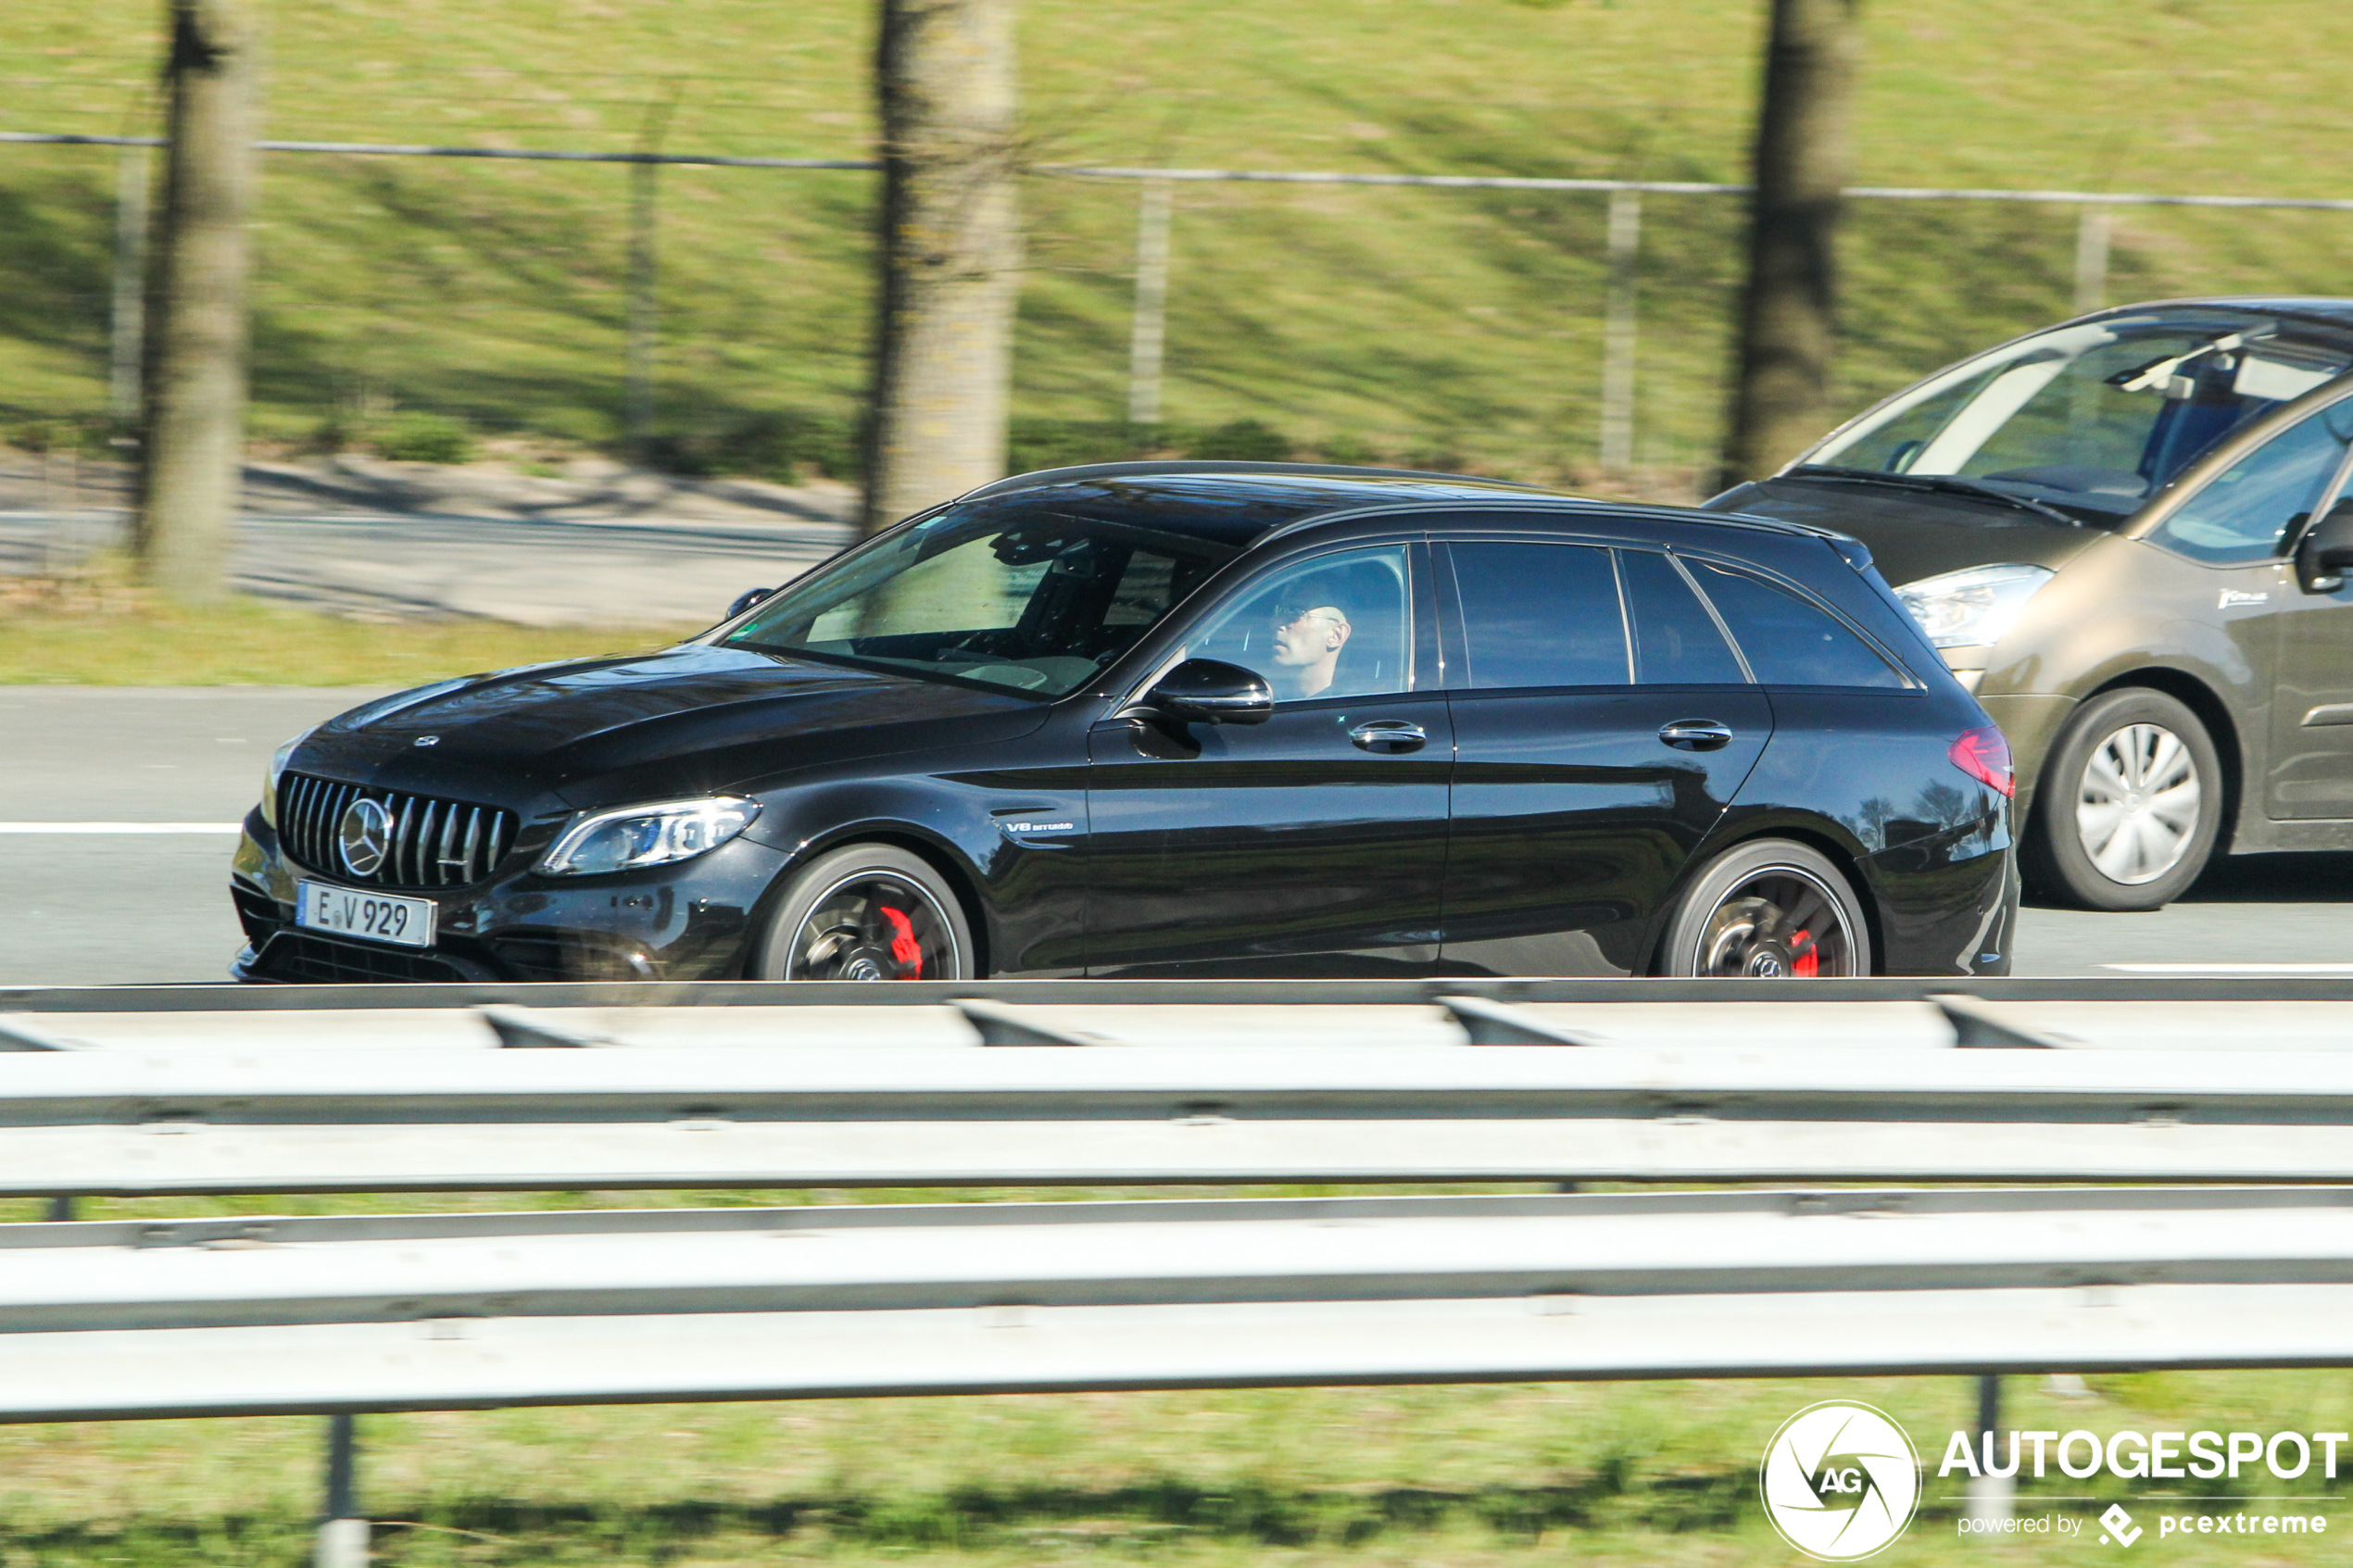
[0,454,855,625]
[0,688,2345,987]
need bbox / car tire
[749,844,976,981]
[2023,687,2222,911]
[1656,838,1873,978]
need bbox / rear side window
[1619,550,1748,684]
[1687,561,1909,689]
[1448,543,1629,688]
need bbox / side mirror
[726,587,776,620]
[1144,658,1274,726]
[2296,500,2353,593]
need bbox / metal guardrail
[10,982,2353,1560]
[8,1186,2353,1423]
[4,993,2353,1193]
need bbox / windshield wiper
[1784,465,2083,527]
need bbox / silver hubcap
[2075,721,2201,886]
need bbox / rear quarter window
[1686,559,1910,689]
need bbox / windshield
[717,503,1238,697]
[1807,312,2353,521]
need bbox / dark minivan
[232,464,2017,982]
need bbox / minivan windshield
[1806,310,2353,521]
[718,503,1237,697]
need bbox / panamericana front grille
[279,771,516,889]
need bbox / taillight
[1948,724,2014,797]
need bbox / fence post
[1126,176,1174,427]
[110,140,152,431]
[624,91,679,464]
[1600,187,1641,474]
[317,1413,366,1568]
[2073,206,2110,317]
[1964,1374,2013,1524]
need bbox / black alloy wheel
[1659,838,1871,978]
[2023,686,2223,912]
[751,844,975,982]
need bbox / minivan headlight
[258,725,318,828]
[1894,563,2055,649]
[537,797,761,876]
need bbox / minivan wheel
[2025,687,2221,911]
[1657,839,1871,978]
[749,844,975,981]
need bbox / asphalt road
[2,688,2347,987]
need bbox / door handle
[1658,718,1733,752]
[1348,719,1428,754]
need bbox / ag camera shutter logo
[1760,1401,1922,1561]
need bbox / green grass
[6,2,2353,484]
[0,582,702,684]
[2,1357,2348,1564]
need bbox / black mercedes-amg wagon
[231,463,2018,982]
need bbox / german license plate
[296,880,436,949]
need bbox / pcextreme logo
[1760,1401,1923,1561]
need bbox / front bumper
[229,810,791,983]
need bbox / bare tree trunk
[135,0,258,602]
[862,0,1021,536]
[1719,0,1859,492]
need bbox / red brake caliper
[879,906,923,977]
[1790,931,1818,978]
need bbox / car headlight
[536,797,761,877]
[1893,563,2055,649]
[258,725,318,828]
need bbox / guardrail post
[45,1196,74,1223]
[1599,187,1640,474]
[1126,176,1174,427]
[316,1413,366,1568]
[1964,1374,2013,1523]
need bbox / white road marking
[0,823,243,834]
[2104,961,2353,974]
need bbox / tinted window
[1449,543,1629,689]
[724,506,1232,696]
[1688,562,1908,689]
[1619,550,1748,684]
[1184,546,1410,701]
[2149,399,2353,564]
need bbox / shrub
[375,412,475,465]
[1188,418,1292,462]
[645,409,862,483]
[1008,418,1151,474]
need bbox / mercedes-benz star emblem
[338,797,392,878]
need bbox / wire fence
[7,128,2353,489]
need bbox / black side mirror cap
[1143,658,1275,726]
[2296,499,2353,593]
[726,587,776,620]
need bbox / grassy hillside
[6,1,2353,494]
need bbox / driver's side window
[2149,401,2353,564]
[1182,546,1411,704]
